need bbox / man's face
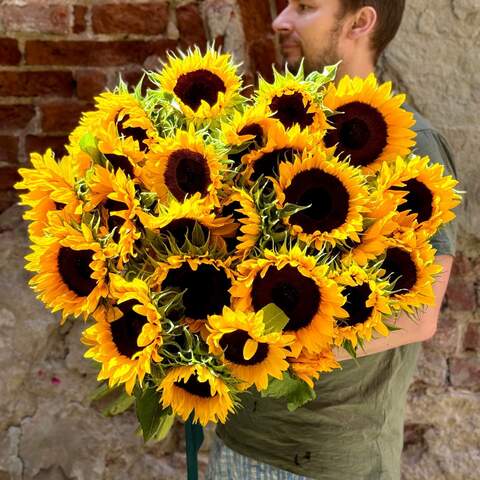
[272,0,347,74]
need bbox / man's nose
[272,5,293,34]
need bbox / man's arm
[333,254,454,362]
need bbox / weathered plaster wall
[0,1,478,479]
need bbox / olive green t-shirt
[216,107,458,480]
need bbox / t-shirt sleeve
[413,129,459,257]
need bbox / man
[206,1,458,478]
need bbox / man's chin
[281,56,303,74]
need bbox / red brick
[449,357,480,389]
[451,253,472,277]
[248,37,278,83]
[0,166,20,189]
[0,38,21,65]
[445,253,476,311]
[25,39,177,67]
[275,0,288,14]
[0,5,70,35]
[0,71,74,97]
[41,101,94,134]
[26,135,69,159]
[464,323,480,352]
[0,190,18,214]
[176,3,208,49]
[92,2,169,35]
[427,313,458,355]
[75,70,108,101]
[446,278,476,311]
[238,0,274,40]
[0,105,36,130]
[0,136,19,164]
[73,5,88,34]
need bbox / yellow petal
[243,338,258,360]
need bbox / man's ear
[348,6,377,39]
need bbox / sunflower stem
[185,414,204,480]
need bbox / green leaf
[342,339,357,359]
[261,303,289,334]
[151,410,175,441]
[101,390,135,416]
[88,382,116,402]
[79,132,100,162]
[261,371,316,411]
[384,322,402,332]
[135,386,168,442]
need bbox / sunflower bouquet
[15,45,461,443]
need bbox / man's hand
[333,255,454,362]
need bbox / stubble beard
[286,21,343,75]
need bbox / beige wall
[0,1,478,479]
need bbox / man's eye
[298,3,312,12]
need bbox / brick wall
[0,0,279,212]
[0,1,478,479]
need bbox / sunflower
[221,105,272,148]
[255,65,327,133]
[96,122,145,176]
[142,124,225,206]
[343,212,399,267]
[151,45,244,122]
[376,230,443,314]
[231,245,347,356]
[154,257,235,334]
[274,149,368,248]
[159,364,235,425]
[241,120,316,184]
[84,165,142,268]
[15,150,84,240]
[220,105,274,166]
[206,306,295,391]
[323,74,416,173]
[82,275,163,395]
[289,348,341,388]
[332,263,394,347]
[68,90,158,164]
[137,194,234,252]
[218,189,262,259]
[25,220,111,323]
[373,155,461,236]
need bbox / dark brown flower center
[116,114,149,153]
[57,247,96,297]
[164,149,211,201]
[382,247,418,293]
[219,330,269,365]
[338,283,374,327]
[270,92,315,130]
[229,123,265,165]
[104,153,135,177]
[284,169,350,234]
[173,69,226,111]
[161,218,209,245]
[220,201,243,252]
[251,147,298,182]
[238,123,264,146]
[163,264,231,320]
[391,179,433,223]
[174,374,214,398]
[324,101,388,168]
[110,300,149,358]
[252,265,321,331]
[103,198,127,243]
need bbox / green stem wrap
[185,414,204,480]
